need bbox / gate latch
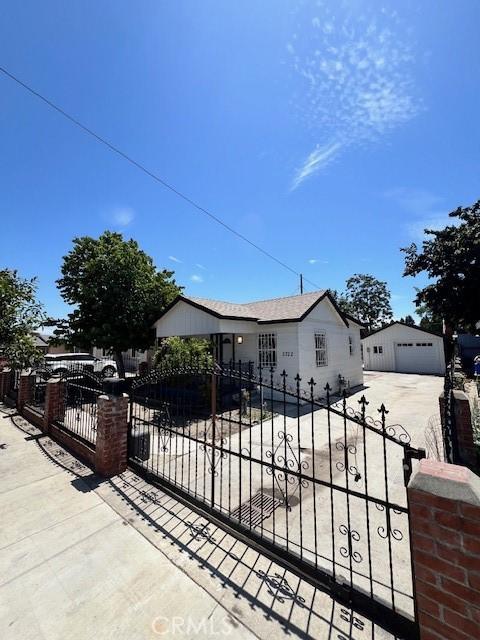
[403,447,426,486]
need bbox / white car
[44,353,117,378]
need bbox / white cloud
[190,274,203,283]
[195,263,207,270]
[308,257,328,264]
[308,258,318,264]
[288,6,422,188]
[112,207,135,227]
[291,141,342,189]
[168,255,182,263]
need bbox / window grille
[315,332,327,367]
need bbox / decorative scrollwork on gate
[201,437,228,476]
[339,524,362,563]
[375,503,404,541]
[335,441,362,482]
[265,431,309,509]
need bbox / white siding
[153,300,256,337]
[298,298,364,394]
[362,324,445,375]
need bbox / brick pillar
[44,379,65,433]
[0,369,12,401]
[95,381,129,477]
[17,371,34,409]
[439,391,477,467]
[408,458,480,639]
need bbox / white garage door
[394,341,439,374]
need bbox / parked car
[44,353,117,377]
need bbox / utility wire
[0,64,322,291]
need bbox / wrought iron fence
[55,371,103,447]
[6,369,20,401]
[25,369,49,414]
[442,346,461,464]
[128,359,424,638]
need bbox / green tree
[402,200,480,332]
[400,314,415,326]
[0,269,45,369]
[343,274,393,332]
[329,289,353,315]
[56,231,181,377]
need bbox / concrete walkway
[0,406,393,639]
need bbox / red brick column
[95,389,129,477]
[408,458,480,639]
[0,369,12,401]
[17,371,34,409]
[44,379,66,433]
[439,391,477,468]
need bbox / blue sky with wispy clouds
[0,0,478,320]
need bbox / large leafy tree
[402,200,480,332]
[333,274,392,332]
[0,269,45,368]
[56,231,181,377]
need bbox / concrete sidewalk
[0,408,254,640]
[0,406,393,639]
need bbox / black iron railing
[128,359,424,638]
[442,347,461,464]
[55,371,103,447]
[24,369,49,415]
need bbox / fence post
[0,368,12,401]
[17,371,34,410]
[408,458,480,639]
[44,378,65,433]
[439,391,477,468]
[95,378,128,477]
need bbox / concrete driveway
[348,371,444,450]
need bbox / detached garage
[362,322,446,375]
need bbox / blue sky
[1,0,479,321]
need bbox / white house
[152,290,364,395]
[362,322,445,375]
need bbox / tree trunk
[114,350,126,379]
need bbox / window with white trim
[348,335,354,356]
[258,333,277,368]
[315,331,327,367]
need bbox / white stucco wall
[298,299,364,394]
[362,324,445,375]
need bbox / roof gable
[154,290,360,328]
[363,321,443,340]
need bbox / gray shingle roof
[187,290,327,322]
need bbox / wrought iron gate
[128,360,424,638]
[55,369,103,447]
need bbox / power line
[0,64,322,291]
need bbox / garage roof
[363,321,443,339]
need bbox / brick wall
[43,379,65,432]
[95,393,128,477]
[439,390,477,468]
[408,459,480,639]
[17,372,34,408]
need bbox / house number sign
[282,351,294,357]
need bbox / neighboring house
[362,322,445,375]
[152,290,364,395]
[32,332,50,354]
